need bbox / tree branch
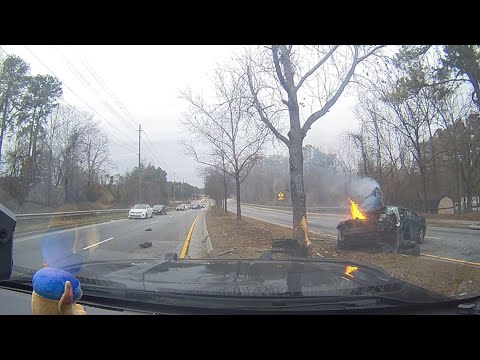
[272,45,290,94]
[302,47,360,137]
[296,45,339,91]
[245,64,290,146]
[358,45,386,62]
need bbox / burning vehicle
[336,187,426,256]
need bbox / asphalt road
[12,209,206,272]
[232,204,480,264]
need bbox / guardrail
[15,209,129,220]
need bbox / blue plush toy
[31,267,86,315]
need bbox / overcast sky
[3,45,358,187]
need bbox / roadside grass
[206,209,480,298]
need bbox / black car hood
[68,257,446,303]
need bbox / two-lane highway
[231,204,480,264]
[13,208,205,272]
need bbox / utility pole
[173,172,176,203]
[138,124,142,202]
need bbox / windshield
[2,45,480,314]
[132,204,146,209]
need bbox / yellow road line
[421,253,480,267]
[180,213,202,259]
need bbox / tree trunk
[223,174,228,214]
[420,168,429,213]
[0,87,10,168]
[235,175,241,220]
[372,111,382,177]
[360,140,368,176]
[46,147,53,206]
[28,108,37,158]
[0,121,5,170]
[289,134,311,256]
[466,189,473,213]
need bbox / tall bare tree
[83,121,110,187]
[181,66,268,219]
[242,45,384,254]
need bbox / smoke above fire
[347,176,381,202]
[240,153,383,207]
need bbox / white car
[128,204,153,219]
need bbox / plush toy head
[31,268,86,315]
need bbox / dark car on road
[337,187,426,255]
[153,205,167,215]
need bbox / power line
[2,46,138,153]
[3,46,174,178]
[65,49,168,170]
[143,130,169,169]
[138,124,142,202]
[80,56,140,128]
[74,51,170,171]
[53,46,137,132]
[58,99,137,152]
[61,47,171,174]
[23,46,138,149]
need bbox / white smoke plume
[347,176,381,201]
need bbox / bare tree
[52,106,91,203]
[201,166,232,212]
[344,128,369,176]
[83,121,110,187]
[435,89,480,212]
[241,45,384,254]
[180,66,269,219]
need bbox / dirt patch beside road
[206,210,480,298]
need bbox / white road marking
[150,220,158,224]
[425,236,441,240]
[80,237,115,251]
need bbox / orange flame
[344,265,358,277]
[348,198,367,220]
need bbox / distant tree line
[345,45,480,213]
